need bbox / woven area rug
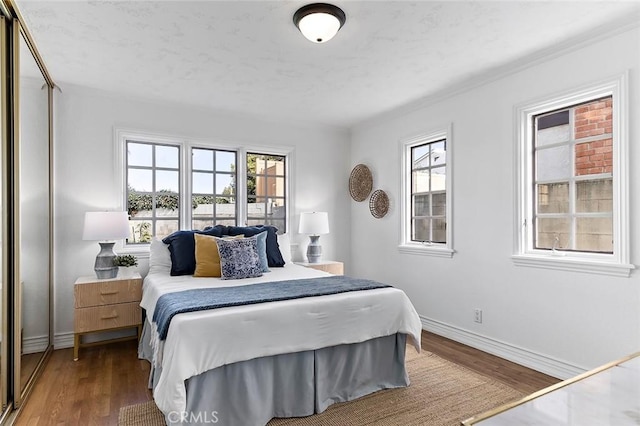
[119,350,524,426]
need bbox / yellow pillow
[193,234,242,277]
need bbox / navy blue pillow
[162,225,226,276]
[226,225,285,267]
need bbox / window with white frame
[191,147,237,229]
[121,132,289,245]
[126,141,181,243]
[246,153,286,232]
[513,75,632,276]
[399,127,453,257]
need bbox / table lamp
[83,211,130,279]
[298,212,329,263]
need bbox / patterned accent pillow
[216,235,263,280]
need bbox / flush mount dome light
[293,3,346,43]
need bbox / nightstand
[295,261,344,275]
[73,273,143,360]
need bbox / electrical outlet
[474,309,483,324]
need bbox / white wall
[350,27,640,377]
[53,85,351,346]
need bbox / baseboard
[54,332,74,349]
[22,335,49,354]
[421,316,586,380]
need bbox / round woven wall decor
[369,189,389,218]
[349,164,373,202]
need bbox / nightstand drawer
[74,302,141,333]
[74,278,142,308]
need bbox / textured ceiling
[17,1,640,128]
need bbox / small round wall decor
[349,164,373,202]
[369,189,389,218]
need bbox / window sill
[511,253,634,277]
[398,244,454,258]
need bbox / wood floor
[14,331,559,425]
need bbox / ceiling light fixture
[293,3,346,44]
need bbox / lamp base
[94,242,118,279]
[306,235,322,263]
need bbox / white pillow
[277,233,292,264]
[148,238,172,275]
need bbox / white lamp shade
[298,12,342,43]
[82,211,130,241]
[299,212,329,235]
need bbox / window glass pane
[412,218,430,242]
[576,179,612,213]
[536,218,570,249]
[430,141,446,167]
[266,158,285,175]
[432,218,446,243]
[216,151,235,172]
[432,193,446,216]
[128,193,152,218]
[193,148,213,171]
[413,194,430,216]
[412,170,430,193]
[127,143,152,167]
[156,170,179,192]
[537,183,569,214]
[156,145,179,168]
[155,192,179,216]
[536,124,570,147]
[193,172,213,194]
[216,174,234,195]
[412,144,429,169]
[265,176,285,198]
[576,217,613,253]
[575,138,613,176]
[155,220,179,239]
[128,169,152,192]
[247,198,263,217]
[127,219,152,244]
[216,200,236,218]
[192,195,214,217]
[255,157,268,174]
[270,198,285,219]
[536,145,571,181]
[431,167,446,192]
[247,154,259,174]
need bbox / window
[126,141,181,243]
[399,126,453,257]
[118,131,289,247]
[534,99,612,253]
[247,153,286,232]
[191,148,237,229]
[514,75,633,276]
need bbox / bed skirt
[139,321,409,426]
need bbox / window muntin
[126,141,181,243]
[533,96,613,253]
[247,153,286,234]
[191,148,237,229]
[411,139,447,243]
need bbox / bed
[139,230,422,426]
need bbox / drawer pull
[100,290,119,295]
[101,314,119,320]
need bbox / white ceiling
[17,1,640,129]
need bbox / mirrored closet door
[13,19,53,406]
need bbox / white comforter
[141,263,422,415]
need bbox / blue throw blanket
[152,275,391,340]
